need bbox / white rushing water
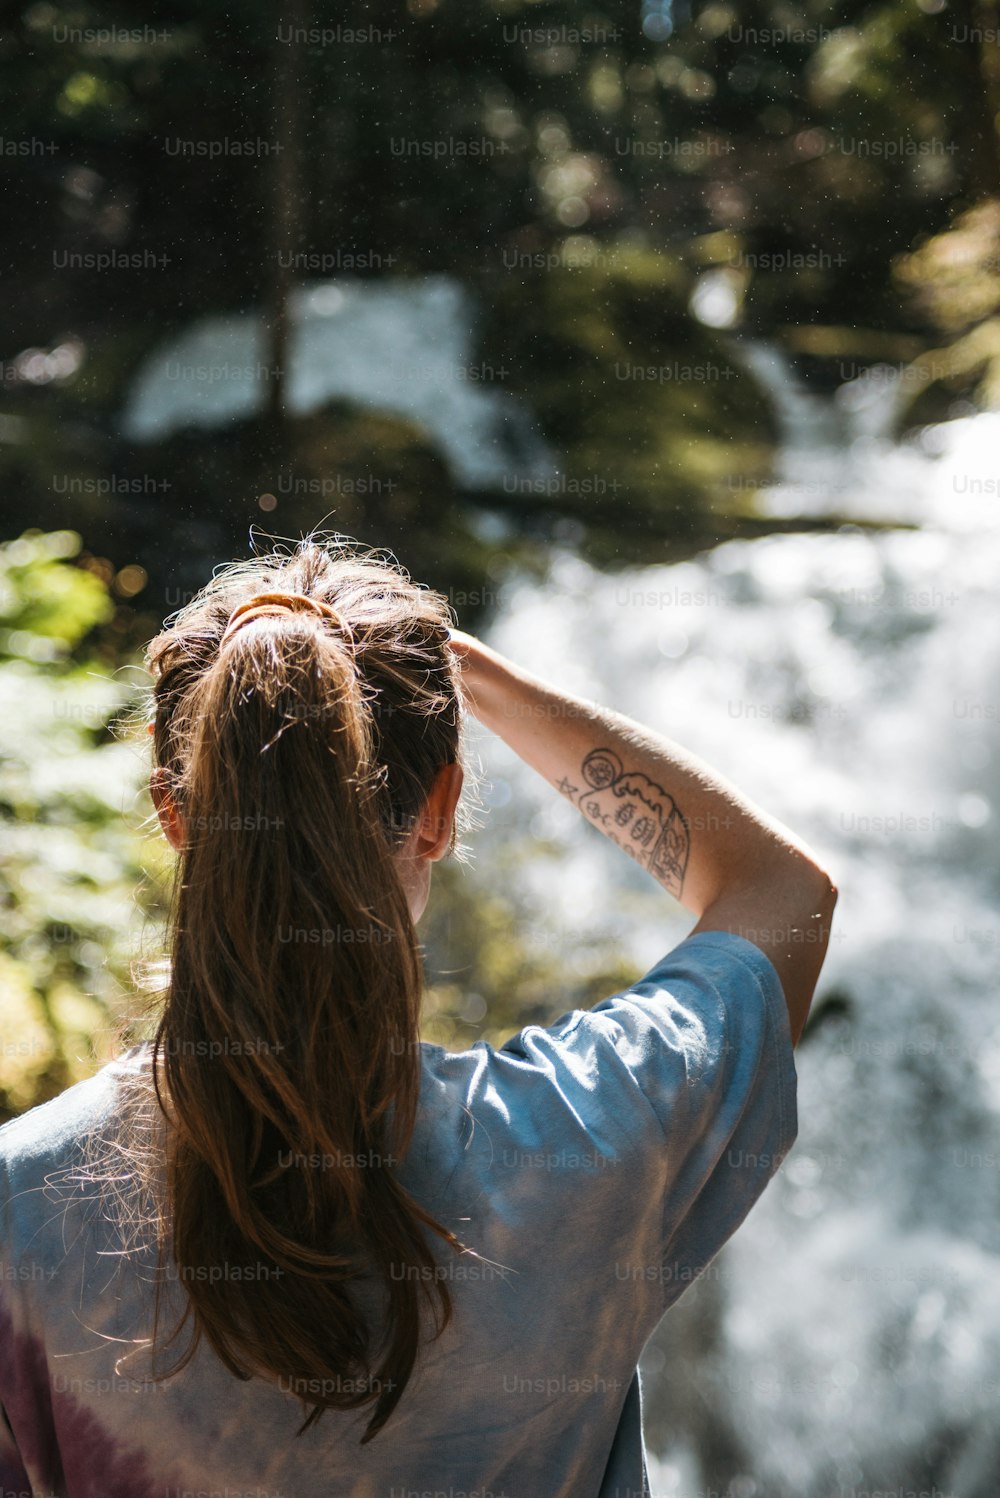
[460,352,1000,1497]
[121,277,555,490]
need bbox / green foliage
[0,530,165,1121]
[0,528,112,651]
[892,197,1000,416]
[485,245,776,561]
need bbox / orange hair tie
[220,591,351,649]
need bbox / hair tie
[220,591,352,650]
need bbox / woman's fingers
[444,628,478,658]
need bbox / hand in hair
[445,629,502,721]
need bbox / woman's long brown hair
[142,535,468,1443]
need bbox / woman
[0,535,836,1496]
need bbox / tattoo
[557,747,690,898]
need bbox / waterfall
[119,276,556,490]
[464,352,1000,1496]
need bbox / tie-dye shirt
[0,929,797,1498]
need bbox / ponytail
[143,540,467,1442]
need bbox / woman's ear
[414,762,464,862]
[149,768,186,852]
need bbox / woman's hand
[445,628,502,720]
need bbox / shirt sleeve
[497,927,798,1311]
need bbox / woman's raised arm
[447,628,837,1044]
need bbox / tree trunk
[262,0,308,458]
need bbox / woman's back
[1,929,795,1497]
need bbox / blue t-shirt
[0,929,797,1497]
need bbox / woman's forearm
[448,630,834,921]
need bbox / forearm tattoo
[556,747,690,898]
